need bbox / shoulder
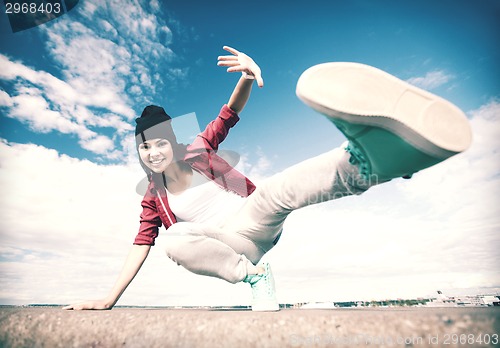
[141,180,160,203]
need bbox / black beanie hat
[135,105,177,145]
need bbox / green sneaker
[296,62,472,182]
[243,263,279,312]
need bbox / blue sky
[0,0,499,306]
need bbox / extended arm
[227,76,254,114]
[63,244,151,310]
[218,46,263,114]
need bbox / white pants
[163,146,373,283]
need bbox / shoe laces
[246,269,274,297]
[345,142,371,179]
[255,274,274,297]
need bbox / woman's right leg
[225,56,473,250]
[162,222,266,283]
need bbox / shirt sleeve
[133,193,162,246]
[187,104,240,153]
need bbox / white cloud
[0,90,13,107]
[398,100,500,212]
[234,147,278,185]
[0,140,144,246]
[406,70,454,90]
[0,0,186,161]
[0,140,144,304]
[10,90,82,134]
[50,0,179,103]
[0,53,131,159]
[79,134,116,155]
[149,0,160,12]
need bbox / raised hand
[217,46,264,88]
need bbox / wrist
[241,71,255,80]
[104,296,117,308]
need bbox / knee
[164,235,206,270]
[163,224,195,263]
[163,235,184,264]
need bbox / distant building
[481,295,499,306]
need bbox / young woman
[64,46,471,311]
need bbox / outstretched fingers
[217,59,239,67]
[222,45,239,55]
[217,46,239,64]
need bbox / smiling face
[138,138,174,173]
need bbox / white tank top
[166,170,246,227]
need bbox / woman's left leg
[162,222,266,283]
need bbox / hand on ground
[62,299,113,310]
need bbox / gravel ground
[0,307,499,347]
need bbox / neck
[163,161,191,183]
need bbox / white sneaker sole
[296,62,472,159]
[251,301,280,312]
